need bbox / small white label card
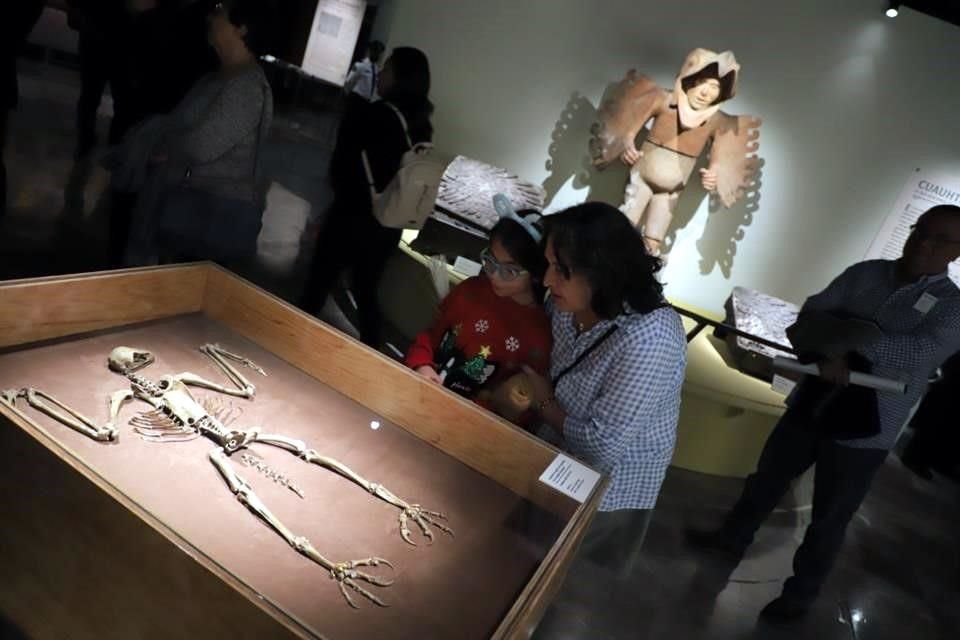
[452,256,482,277]
[771,374,797,395]
[539,454,601,504]
[914,292,938,315]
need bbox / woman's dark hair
[215,0,269,56]
[545,202,665,317]
[381,46,434,140]
[489,212,547,303]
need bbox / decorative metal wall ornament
[436,155,545,229]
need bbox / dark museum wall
[375,0,960,311]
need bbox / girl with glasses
[405,209,551,428]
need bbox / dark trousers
[155,186,263,272]
[301,201,401,348]
[721,410,887,602]
[76,30,111,151]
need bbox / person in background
[108,0,272,270]
[153,0,220,114]
[67,0,128,157]
[0,0,44,218]
[687,204,960,623]
[405,208,551,429]
[343,40,385,104]
[102,0,219,267]
[522,201,687,573]
[900,350,960,480]
[300,47,433,349]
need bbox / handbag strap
[362,101,413,201]
[552,325,618,386]
[382,101,413,148]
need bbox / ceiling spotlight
[886,3,900,18]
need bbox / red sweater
[406,276,552,401]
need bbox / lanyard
[552,325,618,386]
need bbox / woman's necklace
[574,314,598,335]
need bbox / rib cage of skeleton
[0,344,454,608]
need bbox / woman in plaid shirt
[523,202,687,574]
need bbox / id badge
[914,292,938,315]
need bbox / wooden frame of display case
[0,263,606,640]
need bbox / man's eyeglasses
[909,224,960,247]
[481,248,527,281]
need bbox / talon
[422,527,435,545]
[399,511,416,546]
[331,557,394,607]
[338,581,359,609]
[398,505,454,545]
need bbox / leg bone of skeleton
[250,431,454,546]
[173,344,267,399]
[17,388,125,442]
[209,448,393,608]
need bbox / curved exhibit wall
[374,0,960,311]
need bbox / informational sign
[301,0,367,85]
[865,170,960,284]
[538,454,601,504]
[771,374,797,396]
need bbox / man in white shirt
[344,40,385,103]
[688,204,960,623]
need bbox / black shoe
[759,595,810,624]
[685,527,747,560]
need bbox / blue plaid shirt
[797,260,960,450]
[539,301,687,511]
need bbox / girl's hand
[521,365,554,406]
[415,365,443,385]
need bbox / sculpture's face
[686,78,721,111]
[108,347,155,374]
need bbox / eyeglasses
[909,224,960,247]
[481,248,527,281]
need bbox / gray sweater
[162,63,273,201]
[111,63,273,265]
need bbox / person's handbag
[362,103,452,230]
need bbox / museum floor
[2,59,959,640]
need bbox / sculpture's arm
[705,113,762,207]
[590,70,666,168]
